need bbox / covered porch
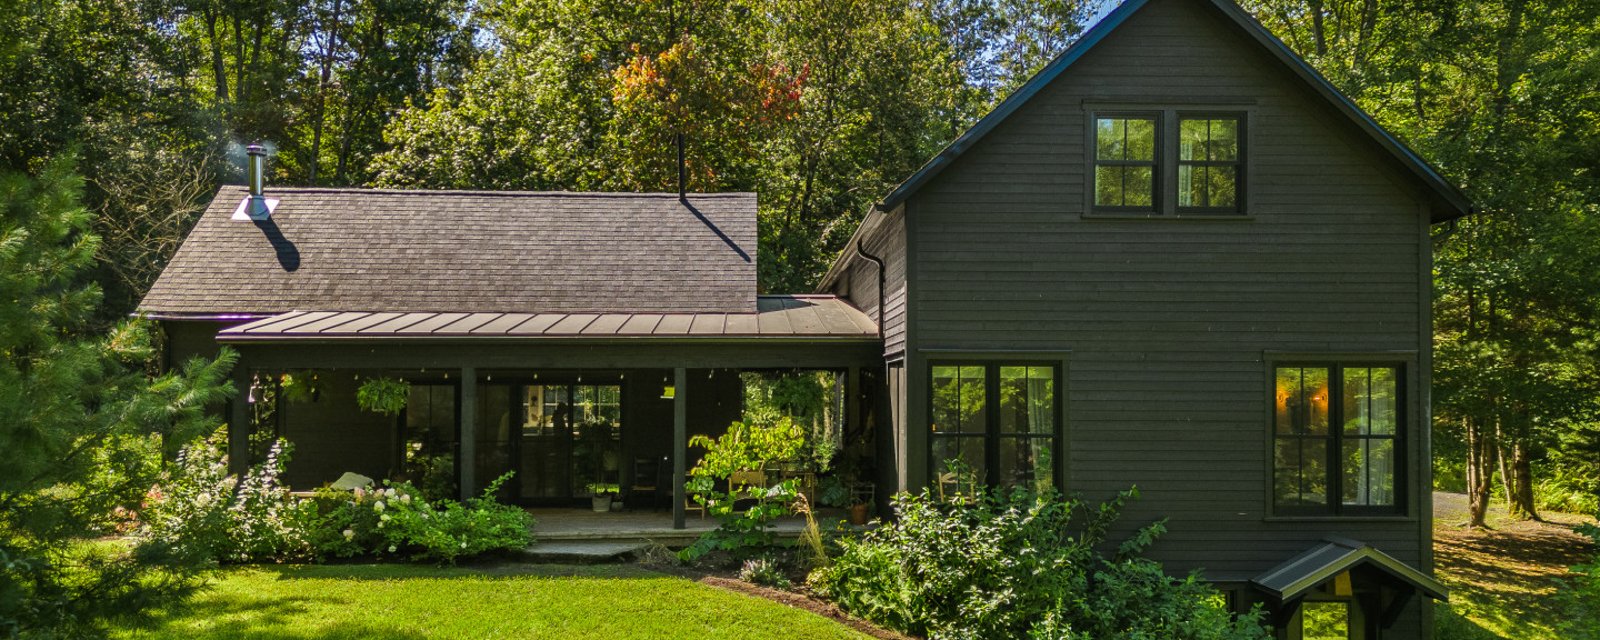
[217,299,884,531]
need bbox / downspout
[853,232,886,341]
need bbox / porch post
[846,366,861,443]
[459,366,476,501]
[672,367,687,529]
[227,364,252,476]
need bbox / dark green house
[141,0,1469,638]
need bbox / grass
[1432,491,1597,640]
[113,563,868,640]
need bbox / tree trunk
[309,0,345,184]
[205,9,229,104]
[1504,439,1540,521]
[1309,0,1327,56]
[1465,416,1492,528]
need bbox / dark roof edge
[1251,537,1449,602]
[873,0,1472,222]
[211,185,758,200]
[136,311,276,322]
[215,335,882,345]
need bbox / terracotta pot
[848,503,870,525]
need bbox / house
[141,0,1469,637]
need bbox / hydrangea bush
[139,430,534,565]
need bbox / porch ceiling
[215,294,877,343]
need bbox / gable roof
[139,187,758,319]
[1252,537,1449,602]
[878,0,1472,221]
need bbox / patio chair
[628,456,663,511]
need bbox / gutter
[853,235,887,340]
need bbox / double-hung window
[1091,109,1246,215]
[1273,364,1403,516]
[929,363,1059,492]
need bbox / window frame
[926,360,1066,491]
[1090,111,1163,214]
[1175,111,1247,215]
[1083,104,1253,219]
[1267,359,1409,518]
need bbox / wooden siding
[833,207,909,359]
[903,0,1430,635]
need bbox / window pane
[1180,119,1207,161]
[1125,118,1155,160]
[1342,367,1398,436]
[931,365,986,434]
[1277,367,1330,435]
[1124,166,1153,207]
[1206,165,1237,208]
[1096,118,1124,160]
[998,437,1054,492]
[1095,166,1125,207]
[999,366,1054,434]
[1301,601,1350,640]
[1179,165,1206,208]
[1274,437,1327,507]
[1209,118,1239,160]
[1343,438,1396,506]
[932,436,985,494]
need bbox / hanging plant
[356,377,410,415]
[279,370,323,404]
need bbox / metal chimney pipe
[247,143,266,197]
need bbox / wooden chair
[628,456,662,510]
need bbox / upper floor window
[1178,117,1241,212]
[1094,115,1158,211]
[1273,363,1402,516]
[1090,110,1246,216]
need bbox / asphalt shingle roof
[139,187,758,317]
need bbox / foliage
[679,418,806,562]
[356,377,410,415]
[300,473,534,564]
[585,483,620,497]
[140,431,533,565]
[810,487,1271,640]
[739,556,793,589]
[1558,524,1600,640]
[0,159,237,636]
[742,371,843,473]
[141,430,308,564]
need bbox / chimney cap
[246,143,266,156]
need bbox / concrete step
[517,540,653,564]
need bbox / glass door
[520,382,622,503]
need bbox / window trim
[1265,355,1411,518]
[1083,105,1253,219]
[926,359,1066,491]
[1090,111,1162,214]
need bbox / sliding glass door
[520,383,622,503]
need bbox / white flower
[388,545,397,553]
[460,541,467,549]
[342,529,354,540]
[380,514,391,522]
[374,501,385,512]
[399,494,412,504]
[385,488,397,499]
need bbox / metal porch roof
[215,295,878,342]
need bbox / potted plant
[847,496,871,526]
[587,483,619,512]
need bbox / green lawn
[114,564,868,640]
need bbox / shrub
[739,557,793,589]
[140,430,309,564]
[141,431,534,565]
[679,418,806,562]
[810,487,1270,640]
[304,473,535,563]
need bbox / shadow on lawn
[257,562,661,582]
[124,593,430,640]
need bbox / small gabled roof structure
[215,295,878,343]
[140,187,758,319]
[874,0,1473,223]
[1252,536,1449,603]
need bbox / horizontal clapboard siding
[902,2,1429,634]
[835,207,909,358]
